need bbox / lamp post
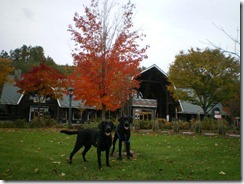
[68,87,74,127]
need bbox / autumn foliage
[69,0,149,115]
[0,58,14,87]
[15,63,68,99]
[167,48,240,116]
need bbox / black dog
[60,121,114,170]
[110,116,133,159]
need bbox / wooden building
[133,64,229,121]
[0,81,95,123]
[0,64,229,122]
[135,64,178,121]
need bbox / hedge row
[0,117,239,135]
[134,117,239,135]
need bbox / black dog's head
[118,116,133,130]
[98,120,114,136]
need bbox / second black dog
[110,116,133,159]
[60,121,114,170]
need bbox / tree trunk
[101,104,106,121]
[203,109,208,120]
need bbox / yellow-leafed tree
[0,58,14,88]
[167,48,240,117]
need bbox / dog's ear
[118,117,123,123]
[98,121,105,129]
[128,116,133,124]
[110,121,115,130]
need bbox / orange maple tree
[69,0,149,119]
[15,62,68,99]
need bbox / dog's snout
[105,125,112,132]
[125,122,129,127]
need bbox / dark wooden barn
[135,64,178,121]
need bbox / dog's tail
[60,130,79,135]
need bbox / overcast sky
[0,0,240,73]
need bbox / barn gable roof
[141,64,168,77]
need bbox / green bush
[201,117,217,131]
[83,118,102,129]
[0,118,59,128]
[0,121,16,128]
[152,120,159,131]
[157,118,167,130]
[44,117,57,127]
[193,120,202,134]
[29,119,42,128]
[15,119,28,128]
[172,120,180,132]
[179,121,190,130]
[133,119,140,130]
[217,119,228,135]
[138,120,152,129]
[162,121,173,129]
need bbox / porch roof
[132,98,157,108]
[0,82,23,105]
[0,81,94,109]
[57,94,94,109]
[178,101,229,115]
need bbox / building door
[29,106,49,121]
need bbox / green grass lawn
[0,128,240,181]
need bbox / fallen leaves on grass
[219,171,226,175]
[51,168,58,173]
[36,147,42,151]
[52,161,61,164]
[34,168,39,174]
[3,169,11,176]
[59,173,65,177]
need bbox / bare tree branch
[201,23,240,59]
[212,23,240,44]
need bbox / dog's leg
[110,134,118,156]
[118,140,123,160]
[69,142,83,164]
[97,149,102,170]
[126,142,133,159]
[106,148,111,167]
[82,145,91,162]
